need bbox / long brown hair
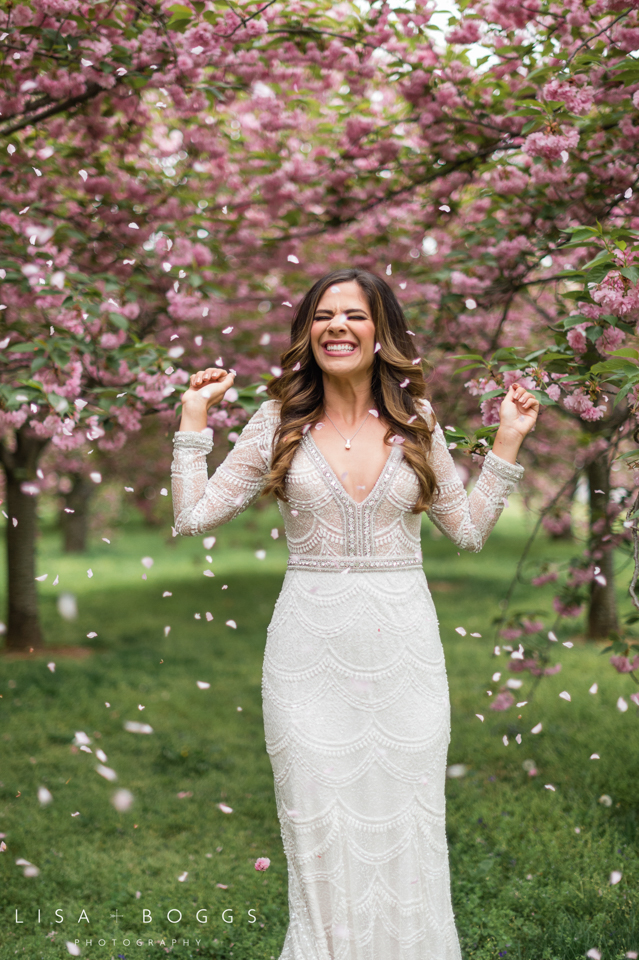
[263,268,438,513]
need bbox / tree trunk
[60,473,93,553]
[0,428,50,651]
[587,456,619,640]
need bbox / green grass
[0,501,637,960]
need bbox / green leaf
[609,348,639,360]
[109,312,129,330]
[528,389,556,406]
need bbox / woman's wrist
[179,398,210,433]
[492,425,523,465]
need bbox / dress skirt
[261,567,463,960]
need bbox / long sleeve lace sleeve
[420,399,524,553]
[170,399,279,536]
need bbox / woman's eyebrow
[314,307,369,316]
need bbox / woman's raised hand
[182,367,236,411]
[179,367,236,432]
[498,382,540,438]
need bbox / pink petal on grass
[218,803,233,814]
[226,620,237,629]
[559,691,571,701]
[197,681,210,689]
[610,870,622,885]
[455,627,467,636]
[531,722,542,734]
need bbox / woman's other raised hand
[179,367,235,432]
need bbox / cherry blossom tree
[2,0,639,676]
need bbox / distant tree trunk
[60,473,93,552]
[587,456,618,640]
[0,428,50,651]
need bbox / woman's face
[310,281,376,382]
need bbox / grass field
[0,500,637,960]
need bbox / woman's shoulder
[258,398,282,418]
[415,397,436,429]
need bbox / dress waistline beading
[286,554,423,572]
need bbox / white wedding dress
[170,398,524,960]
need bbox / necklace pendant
[345,439,351,450]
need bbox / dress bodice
[170,399,524,570]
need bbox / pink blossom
[531,571,558,586]
[553,597,582,617]
[254,857,271,871]
[610,654,639,673]
[566,322,591,354]
[543,80,594,115]
[545,384,561,401]
[490,691,515,711]
[500,627,523,641]
[446,20,482,45]
[523,125,580,161]
[591,272,639,321]
[563,389,606,422]
[522,618,544,634]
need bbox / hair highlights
[263,268,438,513]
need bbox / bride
[171,268,539,960]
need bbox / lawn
[0,499,637,960]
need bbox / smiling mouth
[322,342,357,354]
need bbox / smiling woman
[170,267,539,960]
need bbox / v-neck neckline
[304,431,401,508]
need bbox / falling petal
[292,362,301,371]
[470,632,482,637]
[559,691,571,701]
[164,626,171,636]
[399,378,410,388]
[563,641,573,648]
[203,536,216,549]
[178,871,189,882]
[369,409,379,418]
[141,557,154,569]
[203,570,215,577]
[271,528,279,539]
[96,749,107,762]
[112,789,134,812]
[589,683,598,694]
[545,784,555,791]
[47,662,55,673]
[35,574,48,582]
[599,794,612,806]
[475,714,484,721]
[255,550,266,560]
[374,343,381,353]
[226,620,237,629]
[95,765,117,782]
[87,569,93,578]
[531,722,542,734]
[590,753,600,759]
[197,681,211,689]
[548,631,557,641]
[515,734,522,744]
[218,803,233,814]
[455,627,467,636]
[446,764,467,778]
[86,632,97,639]
[163,591,172,597]
[65,942,81,956]
[617,697,628,712]
[503,735,509,746]
[222,326,233,334]
[38,787,53,805]
[287,255,299,263]
[216,883,228,889]
[123,721,153,734]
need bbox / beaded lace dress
[171,398,524,960]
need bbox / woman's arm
[170,365,278,536]
[422,384,539,553]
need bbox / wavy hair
[263,268,438,513]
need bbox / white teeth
[325,344,355,352]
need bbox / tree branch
[0,82,105,137]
